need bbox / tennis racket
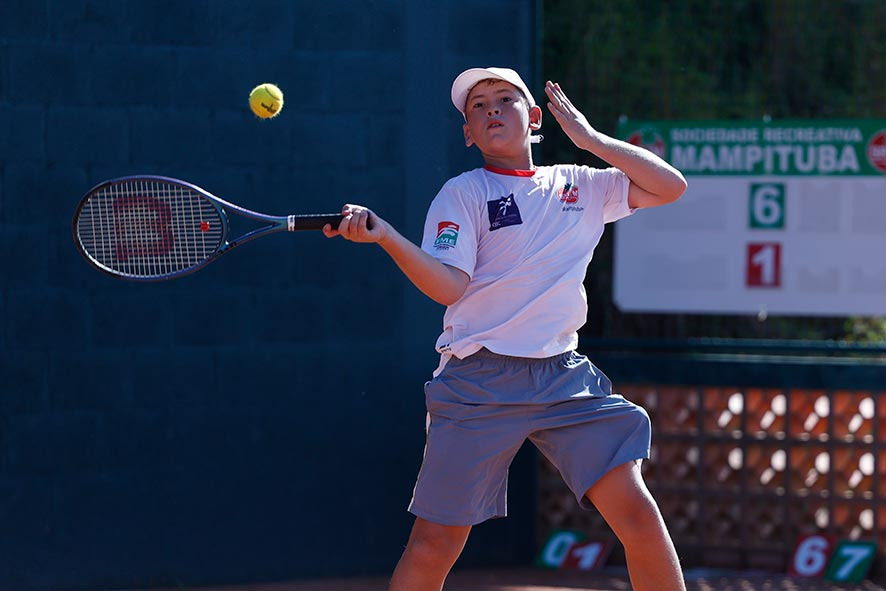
[72,175,344,281]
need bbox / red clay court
[132,567,886,591]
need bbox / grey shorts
[408,348,651,526]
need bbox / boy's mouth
[487,120,504,130]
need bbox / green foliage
[543,0,886,341]
[843,317,886,342]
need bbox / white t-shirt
[420,164,633,374]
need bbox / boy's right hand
[322,204,388,244]
[545,81,601,152]
[324,203,467,305]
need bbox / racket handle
[287,213,375,231]
[288,214,344,231]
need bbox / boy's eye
[471,101,484,109]
[502,96,512,103]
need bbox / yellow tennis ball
[248,83,283,119]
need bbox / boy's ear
[463,122,474,147]
[529,105,543,130]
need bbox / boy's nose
[487,107,500,116]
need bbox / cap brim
[451,67,535,116]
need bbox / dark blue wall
[0,1,539,589]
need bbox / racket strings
[76,180,224,278]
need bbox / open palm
[544,81,598,151]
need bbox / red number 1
[746,243,781,288]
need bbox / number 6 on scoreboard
[749,183,786,229]
[789,534,833,578]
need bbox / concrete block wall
[0,1,539,589]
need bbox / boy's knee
[608,495,668,547]
[405,519,471,565]
[585,467,668,546]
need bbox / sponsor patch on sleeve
[434,221,460,249]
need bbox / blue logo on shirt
[487,194,522,231]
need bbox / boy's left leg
[388,517,471,591]
[585,460,686,591]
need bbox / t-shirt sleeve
[593,166,634,223]
[420,182,478,278]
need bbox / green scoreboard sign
[613,119,886,316]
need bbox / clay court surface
[134,567,886,591]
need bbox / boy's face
[462,79,541,157]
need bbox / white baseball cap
[451,67,536,118]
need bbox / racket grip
[288,214,344,231]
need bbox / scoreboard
[614,119,886,317]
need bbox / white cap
[451,67,536,117]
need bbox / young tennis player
[324,67,687,591]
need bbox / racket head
[72,175,230,281]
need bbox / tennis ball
[248,83,283,119]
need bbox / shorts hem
[408,504,506,527]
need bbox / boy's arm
[544,81,687,209]
[323,204,470,306]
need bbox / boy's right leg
[389,517,472,591]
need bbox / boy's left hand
[545,81,600,151]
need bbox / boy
[324,67,687,591]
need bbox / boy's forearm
[582,132,687,200]
[543,81,685,201]
[378,228,468,306]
